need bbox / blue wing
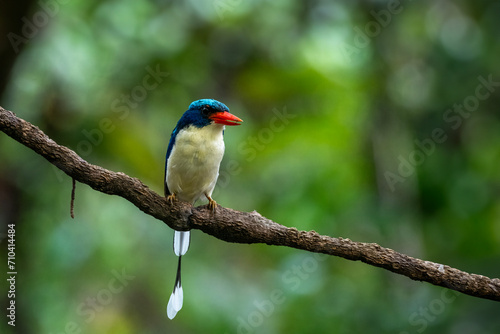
[164,127,178,197]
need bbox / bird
[164,99,242,319]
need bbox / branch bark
[1,106,499,302]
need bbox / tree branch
[1,106,499,302]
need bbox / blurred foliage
[1,0,500,333]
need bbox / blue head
[175,99,232,129]
[165,99,242,162]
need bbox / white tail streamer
[173,231,190,256]
[166,282,183,319]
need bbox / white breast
[166,123,225,204]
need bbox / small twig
[70,178,76,219]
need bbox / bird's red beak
[210,111,243,126]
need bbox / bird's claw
[166,193,177,205]
[208,199,217,212]
[205,194,217,212]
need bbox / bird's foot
[166,193,177,205]
[205,194,217,212]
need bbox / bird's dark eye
[201,105,211,116]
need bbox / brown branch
[1,105,500,302]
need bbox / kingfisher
[164,99,242,319]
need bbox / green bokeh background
[1,1,500,333]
